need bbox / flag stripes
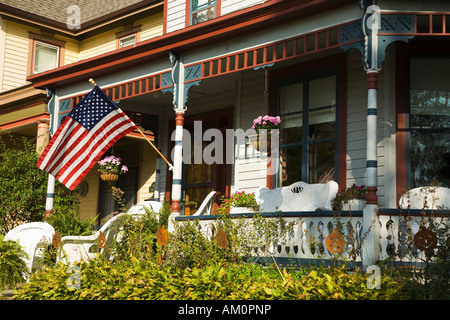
[37,86,137,190]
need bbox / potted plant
[332,184,367,211]
[97,155,128,181]
[249,115,281,152]
[228,191,260,214]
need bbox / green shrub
[46,208,97,238]
[0,235,30,288]
[0,132,80,234]
[111,204,167,265]
[13,259,404,300]
[166,214,295,268]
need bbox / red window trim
[185,0,222,28]
[267,53,347,190]
[395,41,450,204]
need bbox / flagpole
[88,78,173,170]
[135,125,173,170]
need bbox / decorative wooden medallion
[97,231,107,249]
[52,231,61,249]
[414,227,437,252]
[157,225,169,246]
[215,227,228,249]
[326,229,345,253]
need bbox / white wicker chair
[3,222,55,274]
[57,211,146,266]
[399,186,450,209]
[255,181,339,212]
[192,191,217,216]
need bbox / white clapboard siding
[166,0,186,33]
[233,68,268,193]
[221,0,265,16]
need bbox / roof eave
[27,0,357,89]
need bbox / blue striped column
[171,112,184,214]
[45,175,55,218]
[366,71,378,205]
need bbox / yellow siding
[78,165,101,222]
[138,143,157,202]
[0,20,81,92]
[55,34,80,65]
[136,11,164,41]
[1,20,38,91]
[79,27,121,60]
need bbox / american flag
[37,86,137,190]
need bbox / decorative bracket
[341,11,415,70]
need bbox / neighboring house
[0,0,163,224]
[3,0,450,233]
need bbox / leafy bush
[0,235,30,288]
[46,209,97,238]
[13,259,404,300]
[111,204,168,265]
[166,214,295,268]
[0,132,79,234]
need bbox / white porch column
[36,120,50,155]
[170,112,185,217]
[362,71,381,268]
[44,88,57,218]
[361,6,381,268]
[168,51,186,231]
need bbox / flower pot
[230,206,256,214]
[100,172,119,182]
[342,199,365,211]
[249,133,271,152]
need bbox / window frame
[396,42,450,200]
[118,33,137,49]
[187,0,220,26]
[28,32,65,76]
[268,54,347,190]
[115,25,141,49]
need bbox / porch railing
[175,208,450,268]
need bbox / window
[407,57,450,187]
[115,25,141,49]
[119,34,137,48]
[276,68,338,187]
[190,0,216,25]
[33,41,59,74]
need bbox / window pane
[410,131,450,187]
[192,6,215,24]
[34,42,58,73]
[410,58,450,129]
[119,34,136,48]
[192,0,214,9]
[308,140,335,184]
[280,147,302,186]
[280,83,303,145]
[409,58,450,188]
[309,76,336,110]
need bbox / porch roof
[26,0,355,89]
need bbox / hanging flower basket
[249,133,271,152]
[100,172,120,182]
[98,155,128,182]
[250,115,281,152]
